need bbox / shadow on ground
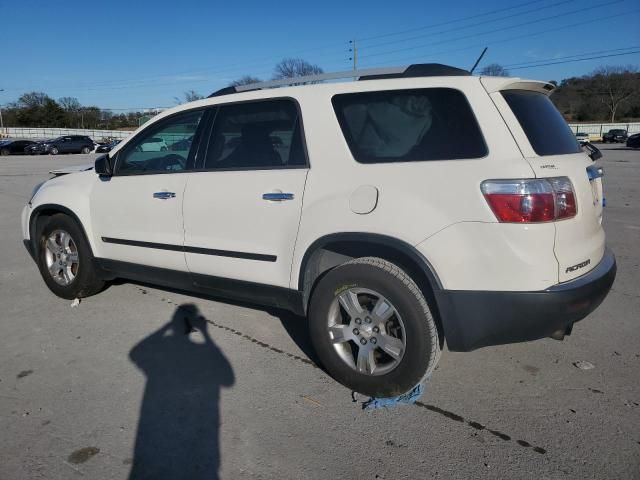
[121,279,322,367]
[128,303,234,480]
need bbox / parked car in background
[626,133,640,148]
[575,132,590,144]
[134,137,167,152]
[0,139,35,155]
[602,129,628,143]
[25,136,95,155]
[96,140,121,153]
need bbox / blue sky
[1,0,638,110]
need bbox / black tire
[36,214,104,299]
[308,257,440,398]
[0,148,9,156]
[50,147,59,155]
[81,146,91,154]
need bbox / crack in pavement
[139,287,548,455]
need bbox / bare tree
[229,75,262,87]
[174,90,204,105]
[17,92,51,108]
[58,97,81,112]
[480,63,509,77]
[590,65,639,122]
[273,58,323,84]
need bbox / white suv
[22,64,616,397]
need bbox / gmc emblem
[566,259,591,273]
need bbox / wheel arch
[29,204,92,257]
[297,233,445,346]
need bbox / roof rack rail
[208,63,470,98]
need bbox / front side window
[502,90,581,156]
[332,88,487,163]
[203,99,306,170]
[117,109,203,174]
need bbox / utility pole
[0,89,4,137]
[349,40,357,71]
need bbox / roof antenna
[470,47,488,74]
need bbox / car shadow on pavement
[128,303,234,480]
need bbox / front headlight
[28,181,46,205]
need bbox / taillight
[481,177,577,223]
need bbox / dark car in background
[95,140,121,153]
[602,129,628,143]
[0,139,35,155]
[626,133,640,149]
[25,135,94,155]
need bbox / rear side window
[502,90,581,156]
[203,99,306,170]
[332,88,487,163]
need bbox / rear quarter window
[332,88,487,164]
[502,90,581,156]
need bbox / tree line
[3,60,638,130]
[1,92,152,130]
[479,63,639,122]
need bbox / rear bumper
[435,248,616,351]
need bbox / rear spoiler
[480,77,556,96]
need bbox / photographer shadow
[128,304,234,480]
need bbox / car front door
[182,99,308,289]
[59,137,73,153]
[90,108,206,271]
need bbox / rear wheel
[36,214,104,299]
[308,257,440,398]
[0,148,9,156]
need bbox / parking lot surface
[0,146,638,479]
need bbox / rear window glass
[332,88,487,163]
[502,90,581,156]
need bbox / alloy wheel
[44,229,79,286]
[327,288,406,376]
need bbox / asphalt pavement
[0,145,638,479]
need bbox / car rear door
[90,108,206,271]
[485,79,606,282]
[181,98,308,289]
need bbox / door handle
[153,191,176,200]
[262,192,294,201]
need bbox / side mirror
[95,154,112,177]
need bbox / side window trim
[112,107,207,176]
[195,96,310,172]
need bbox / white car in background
[136,137,168,152]
[575,132,590,144]
[21,63,616,397]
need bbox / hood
[49,164,94,177]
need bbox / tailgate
[526,153,605,282]
[483,78,606,282]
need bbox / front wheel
[81,146,91,154]
[50,147,59,155]
[308,257,441,398]
[0,148,9,156]
[36,214,104,299]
